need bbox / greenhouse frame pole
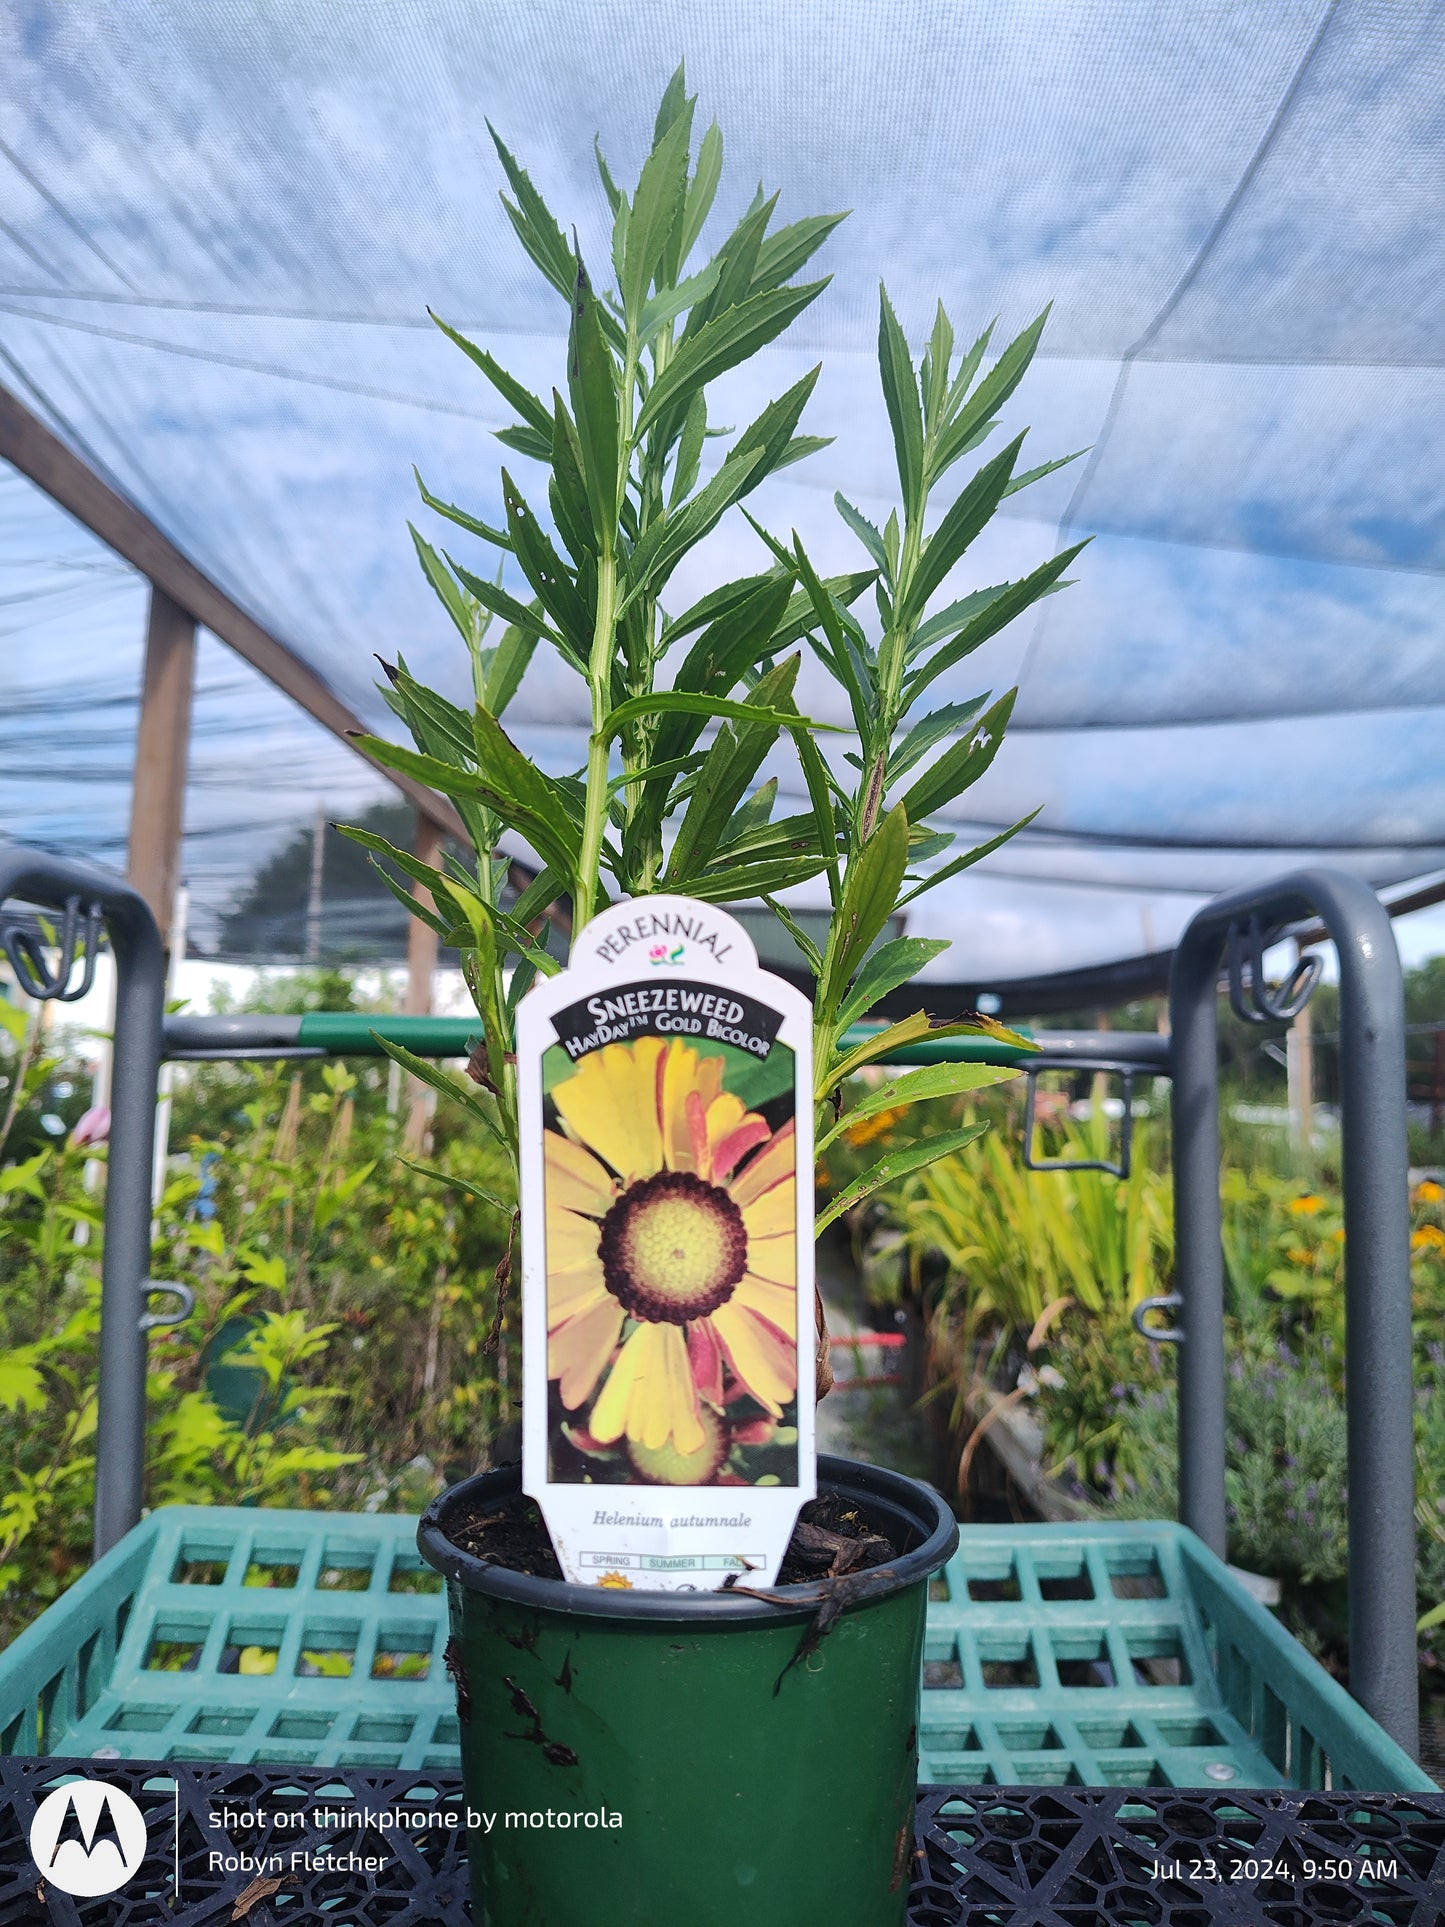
[127,584,196,957]
[1170,867,1418,1760]
[0,850,165,1558]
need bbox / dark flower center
[598,1169,747,1324]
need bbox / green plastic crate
[0,1507,456,1770]
[0,1508,1433,1791]
[920,1520,1434,1791]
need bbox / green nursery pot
[417,1454,957,1927]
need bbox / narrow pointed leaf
[622,112,692,317]
[636,280,829,438]
[429,313,553,439]
[902,434,1024,624]
[904,544,1086,706]
[821,803,909,1009]
[816,1124,990,1232]
[878,286,924,520]
[895,807,1044,908]
[899,690,1016,823]
[834,936,951,1034]
[817,1063,1016,1155]
[568,257,620,541]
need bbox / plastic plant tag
[518,895,815,1590]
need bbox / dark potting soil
[447,1485,900,1587]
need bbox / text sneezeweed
[344,62,1082,1426]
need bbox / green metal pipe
[294,1011,1039,1066]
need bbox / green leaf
[487,123,575,300]
[1003,447,1087,497]
[568,256,620,543]
[428,312,553,440]
[618,445,765,609]
[636,280,829,439]
[788,535,876,739]
[659,569,780,647]
[663,656,802,881]
[835,936,950,1034]
[401,1157,514,1217]
[603,687,827,741]
[895,807,1043,909]
[669,390,707,506]
[722,366,822,499]
[676,120,723,267]
[772,433,832,472]
[817,1061,1017,1154]
[899,689,1016,823]
[413,471,511,552]
[822,1009,1032,1096]
[878,285,924,522]
[698,191,778,331]
[835,492,890,578]
[594,136,624,215]
[921,301,955,428]
[483,618,539,717]
[713,810,820,865]
[495,421,553,463]
[909,584,1013,658]
[362,851,451,939]
[902,434,1024,625]
[752,212,848,292]
[762,895,824,974]
[789,705,843,904]
[655,574,793,757]
[888,696,990,784]
[451,562,561,652]
[816,1124,989,1232]
[374,1037,505,1143]
[501,471,591,652]
[687,852,835,904]
[821,803,910,1010]
[474,703,585,854]
[409,526,478,644]
[719,776,778,847]
[903,544,1085,707]
[622,111,692,318]
[549,390,595,564]
[942,305,1051,470]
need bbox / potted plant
[347,65,1079,1927]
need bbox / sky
[1,0,1442,986]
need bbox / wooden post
[126,584,195,955]
[404,813,442,1150]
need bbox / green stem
[574,546,618,940]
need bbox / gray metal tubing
[164,1013,303,1054]
[1170,866,1417,1759]
[0,849,165,1557]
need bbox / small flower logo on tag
[647,941,685,965]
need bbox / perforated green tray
[0,1508,456,1771]
[0,1507,1432,1790]
[919,1520,1433,1791]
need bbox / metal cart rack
[0,846,1426,1788]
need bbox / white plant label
[518,896,814,1590]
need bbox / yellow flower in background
[1288,1194,1326,1217]
[1412,1224,1445,1255]
[545,1037,796,1461]
[1414,1179,1444,1205]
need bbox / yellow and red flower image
[544,1035,796,1476]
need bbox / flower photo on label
[543,1033,797,1486]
